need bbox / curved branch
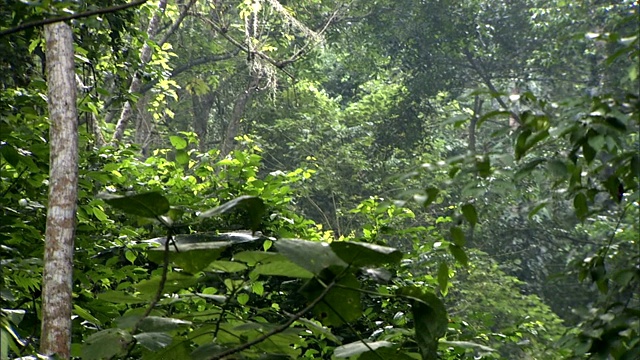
[207,279,337,360]
[0,0,148,37]
[138,49,240,94]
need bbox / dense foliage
[1,0,638,359]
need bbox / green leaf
[145,232,261,273]
[397,287,447,360]
[73,305,101,326]
[295,317,340,343]
[573,192,588,221]
[587,134,606,152]
[138,316,192,332]
[437,262,449,296]
[205,261,247,273]
[302,273,361,326]
[330,241,402,267]
[133,332,172,351]
[333,340,394,358]
[461,204,477,227]
[439,340,495,352]
[515,158,545,181]
[528,202,548,219]
[582,142,596,164]
[198,196,266,232]
[423,187,440,207]
[146,241,228,274]
[275,239,347,276]
[175,149,189,165]
[449,244,468,267]
[103,192,170,218]
[515,129,531,160]
[603,176,622,202]
[97,290,148,304]
[449,226,465,246]
[251,261,314,279]
[81,329,132,360]
[135,272,198,297]
[234,251,284,266]
[475,155,491,177]
[603,116,626,131]
[169,135,188,150]
[547,159,568,178]
[0,143,20,167]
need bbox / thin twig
[0,0,148,37]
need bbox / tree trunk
[111,0,168,143]
[469,95,482,154]
[40,21,79,359]
[192,91,215,152]
[220,75,260,158]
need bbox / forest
[0,0,638,359]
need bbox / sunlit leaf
[169,135,188,150]
[334,340,394,358]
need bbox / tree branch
[0,0,148,37]
[463,50,521,125]
[138,50,240,94]
[206,279,337,360]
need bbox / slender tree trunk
[111,0,168,143]
[192,91,216,152]
[220,75,260,158]
[41,21,79,359]
[469,95,482,154]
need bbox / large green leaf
[169,135,188,150]
[275,239,347,276]
[330,241,402,267]
[133,332,173,351]
[460,204,478,227]
[333,340,394,358]
[295,317,340,343]
[137,316,192,332]
[0,143,20,167]
[81,329,132,360]
[134,272,198,297]
[103,192,170,218]
[145,232,262,273]
[198,196,266,232]
[573,192,588,222]
[301,273,362,326]
[449,226,465,246]
[439,340,496,353]
[449,244,469,267]
[251,261,314,279]
[398,287,447,360]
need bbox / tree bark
[41,21,79,359]
[111,0,168,143]
[469,95,482,154]
[219,75,260,158]
[192,91,216,152]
